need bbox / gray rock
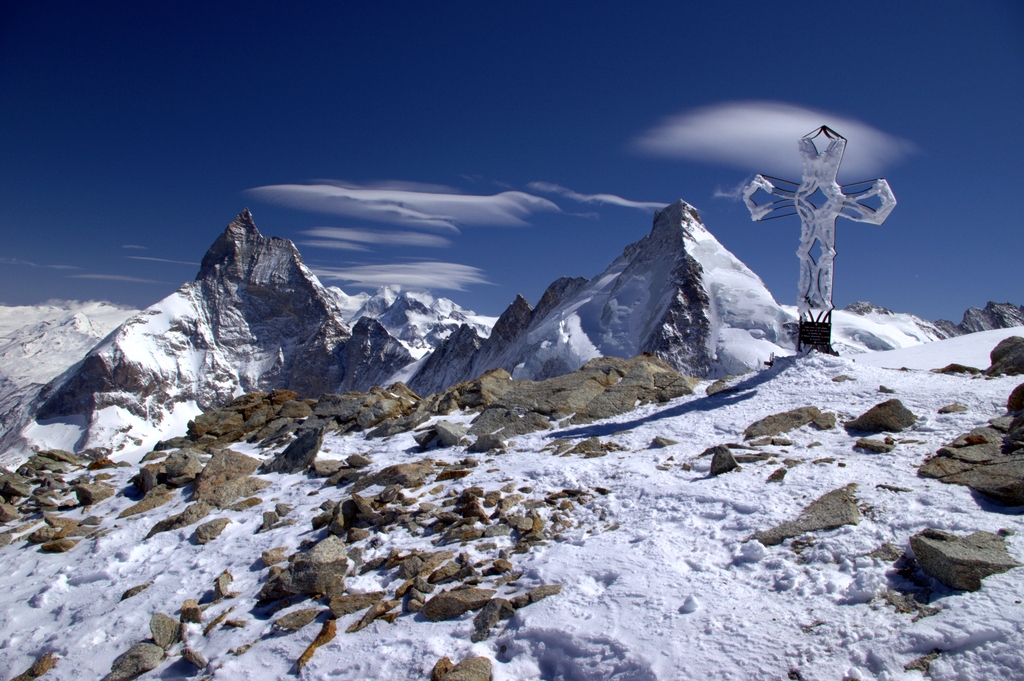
[181,648,207,670]
[471,598,516,642]
[743,406,833,440]
[146,501,212,538]
[1008,383,1024,413]
[855,437,895,453]
[312,459,347,477]
[259,535,349,601]
[162,450,204,486]
[149,612,181,649]
[846,399,917,433]
[918,434,1024,506]
[195,517,230,544]
[650,436,678,449]
[709,445,739,476]
[421,587,496,621]
[193,449,269,508]
[468,433,505,453]
[103,642,165,681]
[261,427,324,474]
[72,482,114,506]
[434,421,469,448]
[508,584,563,609]
[439,656,493,681]
[0,501,18,523]
[756,485,860,546]
[272,608,321,632]
[278,400,313,419]
[910,528,1021,591]
[328,591,385,617]
[120,582,153,601]
[352,461,435,492]
[987,336,1024,376]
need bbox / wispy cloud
[122,244,147,250]
[247,181,560,232]
[127,256,200,265]
[0,257,79,270]
[311,262,490,291]
[712,180,752,201]
[69,274,168,284]
[527,182,666,211]
[300,227,452,251]
[633,101,915,178]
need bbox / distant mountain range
[1,205,1020,464]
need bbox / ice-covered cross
[743,125,896,351]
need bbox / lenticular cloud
[247,183,560,232]
[633,101,914,179]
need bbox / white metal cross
[743,126,896,323]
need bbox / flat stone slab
[756,485,860,547]
[910,528,1020,591]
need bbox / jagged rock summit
[29,210,353,455]
[410,200,794,394]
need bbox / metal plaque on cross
[743,125,897,354]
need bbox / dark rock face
[910,528,1020,591]
[935,302,1024,337]
[986,336,1024,376]
[338,318,415,392]
[709,445,739,476]
[34,210,354,452]
[261,427,324,475]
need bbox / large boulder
[756,485,860,546]
[986,336,1024,376]
[261,427,324,474]
[103,642,165,681]
[910,528,1020,591]
[743,406,835,440]
[918,426,1024,505]
[421,588,497,621]
[845,399,917,433]
[258,535,349,601]
[193,450,269,508]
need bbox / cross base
[798,319,837,356]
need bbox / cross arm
[743,174,798,222]
[839,178,897,225]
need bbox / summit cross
[743,125,897,353]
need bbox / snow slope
[854,327,1024,371]
[1,335,1021,680]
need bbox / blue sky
[1,2,1021,322]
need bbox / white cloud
[69,274,167,284]
[633,101,915,178]
[311,262,490,291]
[247,182,560,232]
[527,182,666,211]
[301,227,452,250]
[0,257,79,270]
[127,256,200,265]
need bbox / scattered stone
[258,535,349,601]
[471,597,516,641]
[882,589,940,620]
[146,501,212,538]
[72,482,114,506]
[273,608,321,632]
[867,542,903,562]
[329,591,386,617]
[932,363,981,375]
[180,599,203,624]
[259,510,280,532]
[0,501,19,523]
[431,657,455,681]
[229,497,262,511]
[876,484,912,493]
[103,642,165,681]
[345,599,400,633]
[120,582,153,601]
[878,385,896,394]
[938,403,968,414]
[919,435,1024,506]
[261,546,288,567]
[195,517,231,544]
[40,538,78,552]
[296,619,336,672]
[118,490,174,519]
[756,485,860,546]
[214,570,234,600]
[352,461,435,492]
[832,375,855,382]
[181,648,207,670]
[649,436,678,449]
[910,528,1021,591]
[9,651,59,681]
[149,612,181,649]
[468,433,505,453]
[855,437,895,453]
[261,427,325,475]
[904,649,942,674]
[743,406,834,440]
[193,449,269,508]
[766,467,787,483]
[986,336,1024,376]
[845,399,917,433]
[709,446,738,476]
[508,584,563,609]
[435,656,492,681]
[434,421,469,448]
[1009,383,1024,413]
[421,587,496,621]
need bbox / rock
[163,450,204,486]
[118,489,174,519]
[259,535,349,601]
[910,528,1021,591]
[855,437,895,453]
[278,400,313,419]
[9,652,59,681]
[421,587,496,621]
[437,656,492,681]
[40,538,78,552]
[845,399,917,433]
[195,517,231,544]
[508,584,563,609]
[180,599,203,623]
[261,546,288,566]
[434,421,469,448]
[468,433,505,453]
[193,449,269,508]
[1009,383,1024,413]
[312,459,347,477]
[296,619,336,672]
[904,650,942,674]
[352,461,435,492]
[181,648,207,670]
[120,582,153,601]
[867,542,903,562]
[832,375,854,382]
[743,406,833,440]
[986,336,1024,376]
[766,467,787,483]
[344,599,400,633]
[273,608,321,632]
[149,612,181,649]
[431,657,455,681]
[328,591,385,617]
[102,642,165,681]
[709,446,739,476]
[932,363,982,375]
[756,485,860,546]
[72,482,114,506]
[259,511,280,532]
[938,403,968,414]
[0,501,19,523]
[189,409,245,439]
[214,570,234,600]
[918,436,1024,506]
[0,532,10,548]
[471,598,516,642]
[261,427,325,474]
[650,436,678,449]
[146,501,212,538]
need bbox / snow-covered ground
[1,334,1022,680]
[853,327,1023,371]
